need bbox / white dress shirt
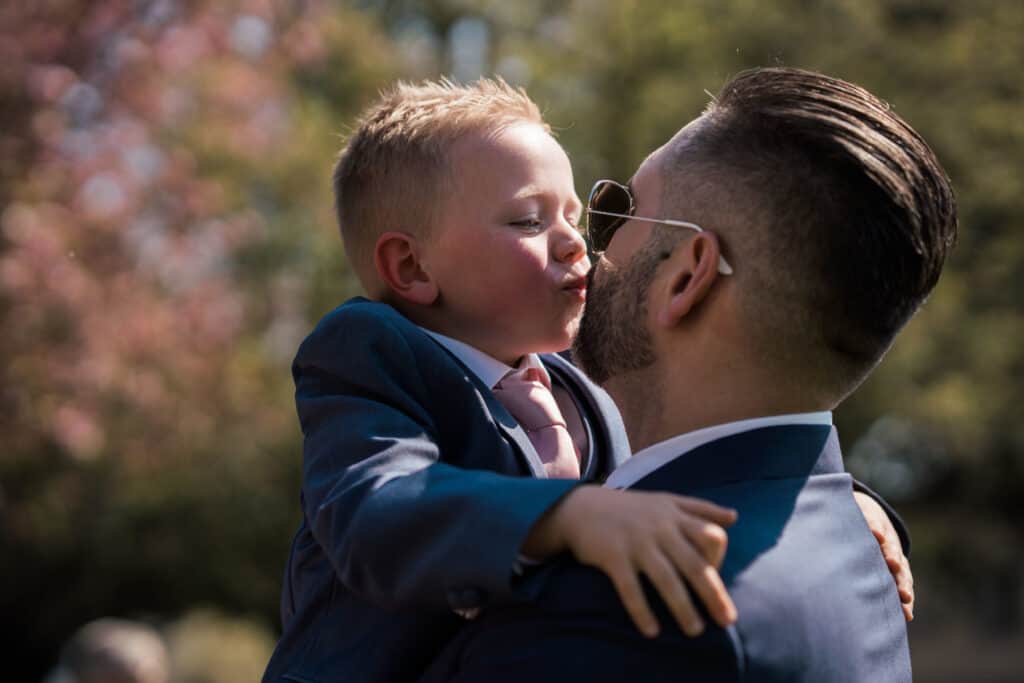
[604,411,833,489]
[418,328,549,389]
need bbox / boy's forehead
[448,122,572,189]
[452,122,555,162]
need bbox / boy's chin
[565,311,584,342]
[547,319,581,355]
[518,313,583,357]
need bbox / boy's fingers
[676,514,729,568]
[903,558,915,595]
[897,557,914,609]
[857,494,905,574]
[661,535,737,628]
[879,531,903,567]
[871,515,913,621]
[607,561,660,638]
[673,497,738,527]
[640,551,703,637]
[885,553,913,595]
[875,518,909,575]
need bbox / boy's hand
[522,485,738,638]
[853,491,915,621]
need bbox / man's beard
[572,241,663,386]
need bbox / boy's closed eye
[508,208,583,233]
[508,216,544,232]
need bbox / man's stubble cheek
[573,252,658,386]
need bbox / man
[421,67,956,682]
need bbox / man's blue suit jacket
[422,425,912,683]
[261,298,631,683]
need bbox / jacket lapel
[543,353,631,471]
[482,390,549,478]
[423,338,548,477]
[406,323,550,477]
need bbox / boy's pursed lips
[561,273,588,299]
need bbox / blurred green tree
[0,1,399,678]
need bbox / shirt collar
[604,411,833,489]
[419,327,549,389]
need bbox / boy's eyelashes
[507,212,584,232]
[508,216,544,231]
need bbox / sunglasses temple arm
[586,210,734,274]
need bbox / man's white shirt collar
[419,327,549,389]
[604,411,833,489]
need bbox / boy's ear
[656,232,724,327]
[373,231,439,306]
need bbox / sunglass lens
[587,182,632,251]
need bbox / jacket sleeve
[295,306,578,612]
[420,559,743,683]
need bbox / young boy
[262,78,910,683]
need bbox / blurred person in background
[45,618,169,683]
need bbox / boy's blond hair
[333,77,549,291]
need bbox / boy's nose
[553,222,588,264]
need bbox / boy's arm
[295,308,578,613]
[521,485,738,638]
[296,304,737,632]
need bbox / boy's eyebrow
[510,186,550,201]
[511,187,584,211]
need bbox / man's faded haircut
[669,67,957,397]
[333,77,548,289]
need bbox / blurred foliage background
[1,0,1020,681]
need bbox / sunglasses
[586,179,733,275]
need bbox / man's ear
[657,232,724,327]
[373,231,439,305]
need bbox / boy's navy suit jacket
[261,298,631,683]
[422,425,913,683]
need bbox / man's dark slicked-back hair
[686,67,957,393]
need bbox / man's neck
[606,360,833,453]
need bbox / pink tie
[492,367,581,479]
